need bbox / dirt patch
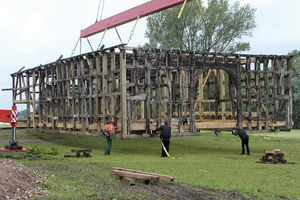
[105,180,247,200]
[0,159,48,199]
[28,161,249,200]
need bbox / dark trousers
[241,138,250,155]
[105,138,112,155]
[161,138,170,157]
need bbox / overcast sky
[0,0,299,110]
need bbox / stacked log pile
[257,150,292,164]
[112,167,174,185]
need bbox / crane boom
[80,0,192,38]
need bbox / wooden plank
[127,94,147,101]
[120,49,128,136]
[112,170,160,182]
[64,155,92,158]
[122,177,136,186]
[131,123,146,130]
[17,121,29,127]
[57,122,63,128]
[112,167,174,182]
[71,149,92,153]
[75,122,83,129]
[88,123,98,130]
[45,123,53,128]
[66,123,73,129]
[264,150,275,154]
[195,120,236,129]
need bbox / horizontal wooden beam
[112,167,174,182]
[112,169,160,182]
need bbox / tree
[17,109,27,121]
[289,50,300,129]
[145,0,256,53]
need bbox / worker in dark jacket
[155,121,171,157]
[232,128,250,155]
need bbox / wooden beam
[112,170,160,183]
[120,48,128,136]
[112,167,174,182]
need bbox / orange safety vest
[105,123,116,136]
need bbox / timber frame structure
[11,45,293,137]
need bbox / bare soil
[105,181,247,200]
[0,159,48,199]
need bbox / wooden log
[71,149,92,153]
[64,155,92,158]
[112,169,160,183]
[121,177,136,186]
[112,167,174,182]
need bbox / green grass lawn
[0,130,300,199]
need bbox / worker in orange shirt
[104,117,117,155]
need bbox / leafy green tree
[17,109,27,121]
[289,50,300,129]
[145,0,256,53]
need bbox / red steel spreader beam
[80,0,192,38]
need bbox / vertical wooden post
[95,54,101,132]
[183,70,189,117]
[120,48,128,136]
[32,70,37,128]
[189,53,196,133]
[198,73,203,120]
[79,59,87,131]
[110,50,117,119]
[71,62,76,130]
[26,72,31,128]
[271,59,276,123]
[236,56,243,129]
[220,70,226,119]
[263,58,270,130]
[246,57,252,131]
[255,58,262,131]
[88,57,94,128]
[102,52,108,128]
[286,57,293,129]
[156,50,162,128]
[214,69,219,119]
[166,52,172,125]
[178,53,184,133]
[145,50,151,135]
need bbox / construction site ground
[0,130,299,199]
[0,154,244,200]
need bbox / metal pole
[12,126,16,141]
